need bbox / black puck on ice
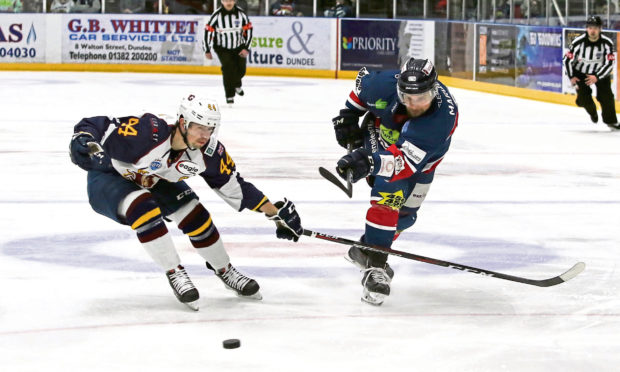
[223,339,241,349]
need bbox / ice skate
[346,245,394,282]
[361,267,391,306]
[166,265,200,311]
[235,87,244,96]
[207,262,262,300]
[607,122,620,130]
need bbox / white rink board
[246,17,334,70]
[0,14,46,63]
[60,14,205,65]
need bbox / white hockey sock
[141,233,181,271]
[196,237,230,271]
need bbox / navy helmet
[397,58,438,96]
[397,58,438,105]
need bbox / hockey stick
[302,229,586,287]
[318,144,354,198]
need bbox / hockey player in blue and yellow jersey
[69,94,303,311]
[332,58,458,305]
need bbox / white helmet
[177,94,221,130]
[177,94,221,155]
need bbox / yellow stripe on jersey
[188,216,213,237]
[251,196,268,211]
[131,208,162,230]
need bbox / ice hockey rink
[0,70,618,371]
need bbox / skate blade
[237,291,263,300]
[225,286,263,300]
[182,300,200,311]
[344,254,365,270]
[361,290,386,306]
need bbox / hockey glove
[336,148,373,183]
[332,113,363,149]
[268,198,303,242]
[69,132,112,171]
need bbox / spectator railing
[1,0,618,30]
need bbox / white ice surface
[0,71,618,372]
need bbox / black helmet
[397,58,438,96]
[586,15,602,27]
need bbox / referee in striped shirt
[204,0,253,104]
[564,15,619,129]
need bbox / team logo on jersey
[379,125,400,146]
[176,161,199,175]
[122,169,158,189]
[377,190,405,209]
[118,117,139,137]
[149,159,163,171]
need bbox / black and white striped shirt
[563,33,615,79]
[203,5,253,52]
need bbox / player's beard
[406,103,431,118]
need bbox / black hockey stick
[302,229,586,287]
[318,144,354,198]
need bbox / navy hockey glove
[332,113,363,149]
[69,132,112,171]
[336,148,373,183]
[268,198,303,242]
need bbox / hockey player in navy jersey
[69,94,303,311]
[332,58,458,305]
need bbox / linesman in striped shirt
[204,0,253,104]
[563,16,619,129]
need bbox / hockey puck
[223,339,241,349]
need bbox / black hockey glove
[332,113,363,149]
[268,198,303,242]
[336,148,373,183]
[69,132,112,171]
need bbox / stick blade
[533,261,586,287]
[559,261,586,282]
[318,167,353,198]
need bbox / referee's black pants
[214,46,247,100]
[574,71,618,124]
